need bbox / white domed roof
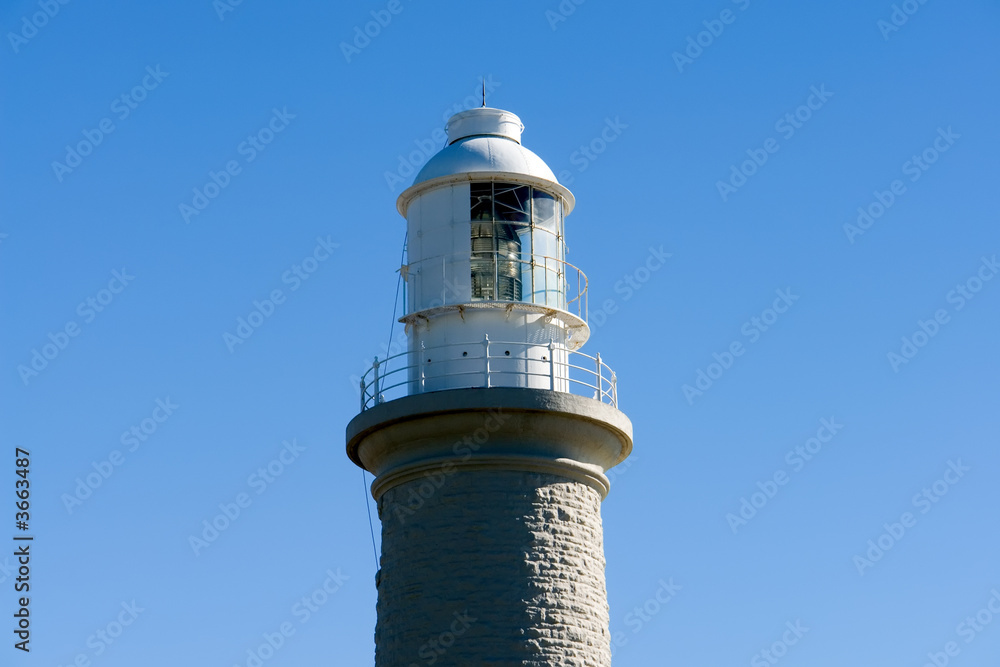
[399,107,573,217]
[414,135,558,184]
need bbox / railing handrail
[360,338,611,382]
[402,250,589,320]
[359,337,618,412]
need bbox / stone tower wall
[376,469,611,667]
[346,388,633,667]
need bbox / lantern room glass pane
[470,182,565,305]
[471,183,493,221]
[532,190,558,230]
[471,221,522,301]
[493,183,530,222]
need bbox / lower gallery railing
[359,336,617,411]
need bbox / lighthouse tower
[347,106,633,666]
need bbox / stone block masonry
[378,469,610,667]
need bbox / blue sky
[1,0,998,665]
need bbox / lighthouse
[347,105,633,666]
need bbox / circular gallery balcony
[358,337,618,412]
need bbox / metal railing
[404,252,589,322]
[359,335,618,411]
